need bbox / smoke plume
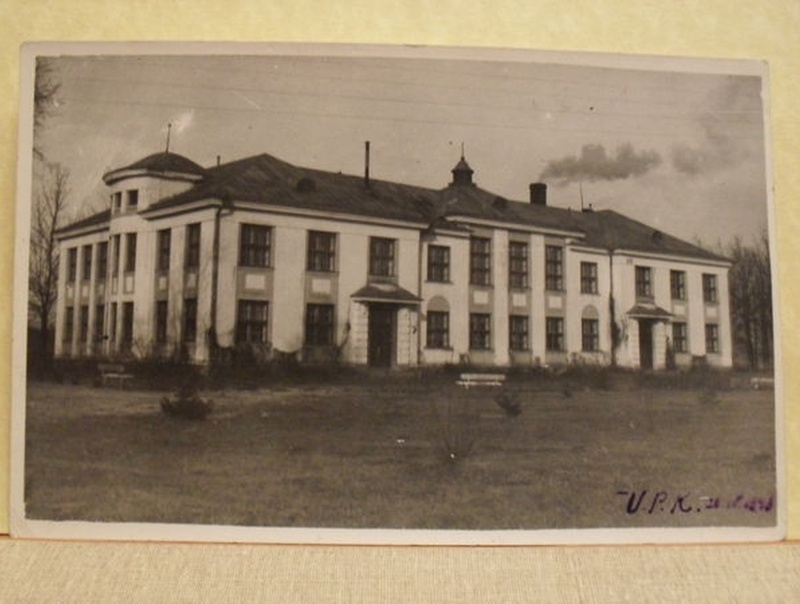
[540,143,662,185]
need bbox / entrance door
[368,305,395,367]
[638,320,654,370]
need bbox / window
[127,189,138,209]
[155,300,168,344]
[546,317,565,352]
[125,233,137,272]
[81,245,92,281]
[78,305,89,342]
[305,304,335,346]
[111,235,120,274]
[183,298,197,343]
[427,245,450,282]
[109,302,117,343]
[307,231,336,272]
[703,274,718,303]
[580,262,598,294]
[185,223,201,269]
[237,300,269,345]
[157,229,171,272]
[545,245,564,291]
[705,323,719,353]
[509,315,529,351]
[64,306,74,342]
[635,266,652,299]
[509,241,528,289]
[426,311,449,349]
[112,192,122,213]
[122,302,134,345]
[469,313,491,350]
[671,270,686,300]
[582,318,599,352]
[470,237,491,285]
[239,224,272,267]
[369,237,395,278]
[94,304,104,342]
[672,322,688,354]
[67,248,77,283]
[97,242,108,281]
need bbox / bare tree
[33,58,60,160]
[29,162,70,365]
[727,232,773,370]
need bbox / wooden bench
[98,363,134,389]
[750,377,774,390]
[456,373,506,389]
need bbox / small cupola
[450,153,474,187]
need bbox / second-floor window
[427,245,450,282]
[470,237,491,285]
[307,231,336,272]
[635,266,652,299]
[111,235,120,274]
[509,241,528,289]
[240,224,272,268]
[125,233,137,273]
[127,189,139,210]
[545,245,564,291]
[369,237,395,278]
[157,229,171,272]
[67,248,77,283]
[81,245,92,281]
[97,242,108,281]
[671,270,686,300]
[185,223,201,269]
[703,274,718,303]
[580,262,598,294]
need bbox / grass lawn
[23,372,777,530]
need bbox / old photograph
[11,43,782,544]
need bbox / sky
[31,48,770,247]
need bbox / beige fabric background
[1,1,798,600]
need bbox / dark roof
[57,149,726,265]
[351,282,422,304]
[103,152,206,184]
[55,209,110,236]
[566,209,728,262]
[146,153,435,224]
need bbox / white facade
[53,151,733,370]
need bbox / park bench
[97,363,134,389]
[750,376,774,390]
[456,373,506,389]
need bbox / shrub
[160,381,213,420]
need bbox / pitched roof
[55,209,110,237]
[103,152,206,185]
[145,153,435,224]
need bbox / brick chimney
[530,182,547,206]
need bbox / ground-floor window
[426,311,449,349]
[546,317,565,352]
[78,305,89,343]
[509,315,529,351]
[705,323,719,354]
[469,313,491,350]
[109,303,117,343]
[122,302,134,346]
[306,303,335,346]
[183,298,197,343]
[155,300,169,344]
[672,322,688,353]
[94,304,104,343]
[581,318,599,352]
[64,306,74,342]
[236,300,269,344]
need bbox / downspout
[416,229,425,368]
[209,193,233,363]
[609,249,617,367]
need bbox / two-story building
[53,147,732,370]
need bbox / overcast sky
[32,48,770,246]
